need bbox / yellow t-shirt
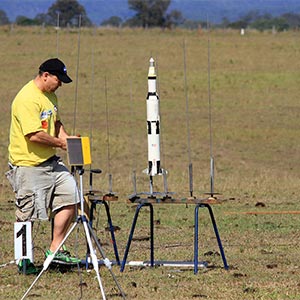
[8,80,61,166]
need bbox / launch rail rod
[154,57,169,195]
[129,79,138,194]
[72,14,82,135]
[183,38,193,198]
[56,12,59,57]
[207,18,215,196]
[89,26,96,169]
[104,76,113,193]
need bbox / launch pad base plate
[128,195,222,205]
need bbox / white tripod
[21,166,126,300]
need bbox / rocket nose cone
[148,57,156,77]
[149,58,155,69]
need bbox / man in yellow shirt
[7,58,80,274]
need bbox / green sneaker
[18,258,38,275]
[46,246,81,265]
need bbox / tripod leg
[82,220,107,300]
[87,222,126,299]
[20,263,48,300]
[21,221,79,300]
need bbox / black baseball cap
[39,58,72,83]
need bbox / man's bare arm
[55,120,69,139]
[26,131,67,150]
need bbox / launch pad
[83,166,121,266]
[121,194,228,274]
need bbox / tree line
[0,0,300,31]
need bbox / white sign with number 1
[14,222,33,263]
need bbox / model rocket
[145,57,162,176]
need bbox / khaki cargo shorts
[6,158,79,221]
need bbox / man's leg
[46,161,81,263]
[49,204,76,252]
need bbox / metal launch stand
[85,168,120,266]
[21,138,125,300]
[121,173,228,274]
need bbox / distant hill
[1,0,300,25]
[171,0,300,23]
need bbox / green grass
[1,26,300,299]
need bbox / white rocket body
[146,58,162,176]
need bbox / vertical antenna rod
[183,38,193,198]
[72,14,82,135]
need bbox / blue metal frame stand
[88,199,120,265]
[194,203,228,274]
[120,202,154,272]
[121,201,228,274]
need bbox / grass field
[1,26,300,299]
